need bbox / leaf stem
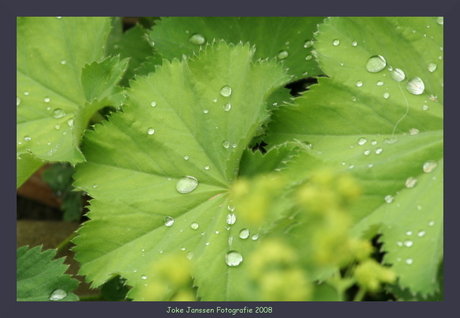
[353,287,367,301]
[56,231,78,254]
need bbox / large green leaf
[17,246,79,301]
[148,17,325,82]
[265,17,443,296]
[73,42,289,300]
[16,17,127,188]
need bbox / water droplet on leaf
[366,55,387,73]
[226,213,236,225]
[406,77,425,95]
[428,63,437,72]
[164,216,175,227]
[356,81,363,87]
[52,108,66,119]
[357,137,367,145]
[423,160,438,173]
[147,128,155,135]
[191,222,199,230]
[405,177,417,188]
[225,250,243,266]
[220,85,232,97]
[222,140,230,149]
[239,228,250,239]
[385,195,394,203]
[189,33,206,45]
[150,101,157,107]
[391,68,405,82]
[49,289,67,301]
[223,103,231,111]
[277,50,289,60]
[332,39,340,46]
[176,176,199,194]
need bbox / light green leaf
[149,17,325,82]
[17,246,79,301]
[265,17,443,296]
[73,41,289,300]
[16,17,123,188]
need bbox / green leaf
[105,23,154,87]
[265,17,443,296]
[149,17,325,82]
[16,17,125,188]
[17,246,79,301]
[73,41,289,300]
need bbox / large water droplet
[226,213,236,225]
[176,176,199,194]
[189,33,206,45]
[356,81,363,87]
[383,92,390,99]
[428,63,437,72]
[225,250,243,266]
[357,137,367,145]
[277,50,289,60]
[366,55,387,73]
[423,160,438,173]
[385,195,394,203]
[332,39,340,46]
[49,289,67,301]
[191,222,199,230]
[406,77,425,95]
[222,140,230,149]
[352,41,358,47]
[375,148,383,154]
[164,216,175,227]
[220,85,232,97]
[251,234,259,240]
[147,128,155,135]
[239,228,250,239]
[391,68,405,82]
[223,103,232,111]
[304,40,314,48]
[405,177,417,188]
[363,149,371,156]
[436,17,443,25]
[52,108,66,119]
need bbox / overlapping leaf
[72,42,289,300]
[148,17,325,82]
[16,17,127,187]
[17,246,79,301]
[265,17,443,296]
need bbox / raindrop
[376,80,384,86]
[228,236,233,246]
[355,81,363,87]
[405,258,413,265]
[222,140,230,149]
[24,91,29,95]
[305,55,313,60]
[52,108,66,119]
[225,250,243,266]
[422,105,429,111]
[61,60,67,65]
[223,103,232,111]
[348,164,354,169]
[24,135,31,142]
[184,155,189,160]
[428,221,435,226]
[385,195,394,203]
[436,17,443,25]
[352,41,358,47]
[181,247,186,251]
[228,205,235,212]
[239,228,250,239]
[251,234,259,240]
[375,148,383,154]
[332,39,340,46]
[406,77,425,95]
[204,165,210,170]
[150,101,157,107]
[17,97,21,106]
[428,63,437,72]
[304,40,314,48]
[366,55,387,73]
[406,231,412,236]
[391,68,405,82]
[357,137,367,145]
[164,216,175,227]
[226,213,236,225]
[215,231,219,235]
[371,140,377,145]
[277,50,289,60]
[203,109,209,114]
[44,97,51,103]
[92,184,98,188]
[363,149,371,156]
[186,252,194,260]
[405,177,417,188]
[383,137,397,144]
[147,128,155,135]
[418,231,426,237]
[409,128,419,135]
[191,222,199,230]
[404,240,413,247]
[368,163,374,168]
[67,119,74,127]
[189,33,206,45]
[423,160,438,173]
[176,176,199,194]
[383,92,390,99]
[49,289,67,301]
[232,143,237,148]
[396,241,403,247]
[141,275,147,280]
[220,85,232,97]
